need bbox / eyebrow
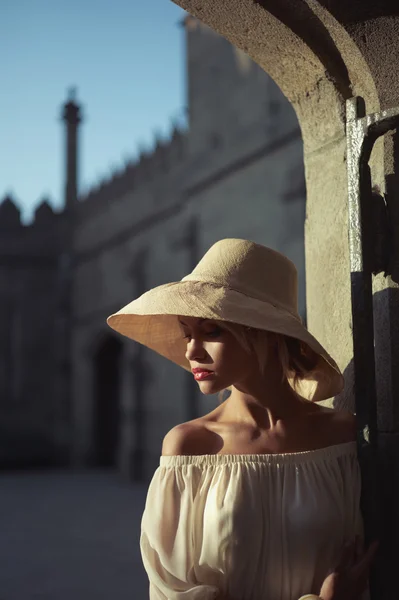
[178,318,209,326]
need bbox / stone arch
[177,2,379,146]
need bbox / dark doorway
[93,335,123,467]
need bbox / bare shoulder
[330,408,357,443]
[161,421,214,456]
[313,405,357,444]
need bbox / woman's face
[178,316,257,394]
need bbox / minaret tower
[61,87,82,209]
[57,88,82,465]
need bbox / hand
[319,536,379,600]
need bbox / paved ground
[0,470,150,600]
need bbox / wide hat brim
[106,280,344,402]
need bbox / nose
[185,338,207,362]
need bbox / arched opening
[92,335,123,467]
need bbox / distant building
[0,16,305,479]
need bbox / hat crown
[181,238,298,315]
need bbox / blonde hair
[177,317,321,403]
[214,320,321,403]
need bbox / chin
[197,381,226,395]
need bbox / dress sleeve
[140,462,221,600]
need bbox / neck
[223,362,309,429]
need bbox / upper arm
[142,437,220,599]
[161,422,211,456]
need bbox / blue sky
[1,0,186,223]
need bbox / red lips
[192,368,213,374]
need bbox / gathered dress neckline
[159,439,357,466]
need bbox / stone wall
[0,197,68,466]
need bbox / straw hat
[106,238,344,401]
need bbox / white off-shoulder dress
[140,441,368,600]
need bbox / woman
[107,238,378,600]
